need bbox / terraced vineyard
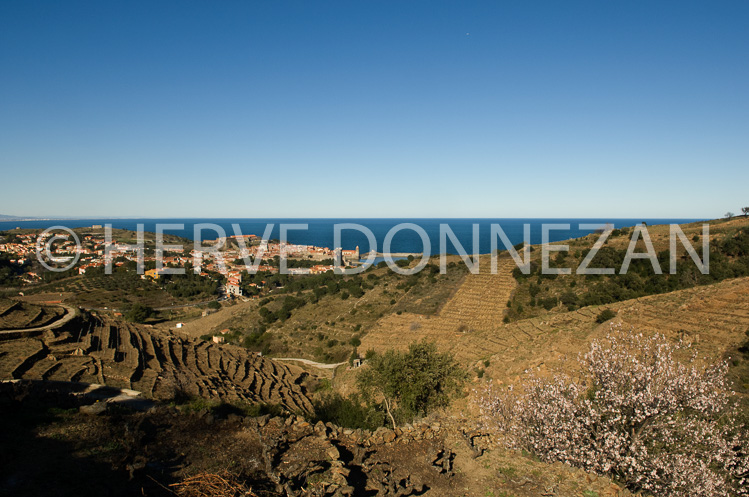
[360,256,518,352]
[0,299,66,330]
[453,276,749,382]
[0,314,314,413]
[360,248,749,388]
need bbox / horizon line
[0,215,711,222]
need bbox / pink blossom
[477,324,749,496]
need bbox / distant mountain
[0,214,38,221]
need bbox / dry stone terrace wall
[0,300,67,331]
[457,276,749,382]
[360,257,518,353]
[0,314,314,413]
[1,378,633,497]
[363,252,749,381]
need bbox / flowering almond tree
[479,324,748,496]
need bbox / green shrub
[595,309,617,323]
[124,303,154,323]
[540,297,558,310]
[357,340,466,427]
[313,392,383,430]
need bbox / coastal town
[0,227,362,296]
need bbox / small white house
[175,322,185,329]
[212,336,225,344]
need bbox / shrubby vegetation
[124,303,154,323]
[595,308,617,323]
[357,340,466,428]
[0,253,26,286]
[312,341,466,430]
[159,267,219,299]
[82,261,162,291]
[258,295,306,324]
[313,392,384,430]
[76,260,219,303]
[284,258,335,268]
[478,325,749,497]
[174,394,284,418]
[509,227,749,319]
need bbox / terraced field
[456,276,749,382]
[0,314,314,413]
[360,248,749,385]
[360,256,518,352]
[0,299,66,331]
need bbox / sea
[0,218,703,255]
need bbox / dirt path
[273,358,347,369]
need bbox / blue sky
[1,1,747,219]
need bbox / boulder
[326,446,341,461]
[79,402,107,415]
[382,429,396,443]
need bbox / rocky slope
[0,312,313,413]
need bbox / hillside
[0,214,37,220]
[0,312,313,413]
[172,256,470,363]
[2,218,748,496]
[0,298,67,331]
[505,216,749,322]
[355,260,749,404]
[3,269,747,496]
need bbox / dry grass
[169,471,257,497]
[458,275,749,389]
[360,255,517,354]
